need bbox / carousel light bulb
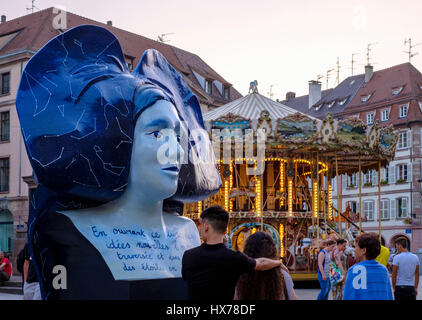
[224,180,229,211]
[328,183,333,220]
[198,201,202,215]
[279,224,285,257]
[288,179,293,217]
[229,163,233,211]
[313,181,318,218]
[255,177,261,217]
[280,160,284,206]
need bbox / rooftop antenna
[403,38,421,63]
[350,53,359,76]
[316,74,324,82]
[267,84,279,100]
[26,0,39,13]
[335,57,341,85]
[157,33,175,43]
[326,68,334,89]
[366,42,377,66]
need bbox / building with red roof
[281,62,422,252]
[339,63,422,252]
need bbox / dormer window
[361,93,372,103]
[338,97,348,105]
[205,80,212,94]
[366,113,374,125]
[327,101,335,108]
[392,86,403,96]
[223,86,230,100]
[314,104,322,111]
[399,104,408,118]
[349,80,355,86]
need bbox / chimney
[285,91,296,101]
[365,65,373,83]
[1,15,6,23]
[107,20,113,26]
[308,80,321,108]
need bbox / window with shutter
[381,199,389,220]
[391,199,396,219]
[397,197,408,218]
[364,171,373,185]
[381,168,388,184]
[397,164,408,182]
[389,164,396,184]
[407,162,412,182]
[342,175,347,188]
[373,170,378,186]
[364,200,374,220]
[402,198,408,217]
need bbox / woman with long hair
[235,231,296,300]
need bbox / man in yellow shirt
[376,237,390,267]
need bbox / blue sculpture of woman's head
[16,25,221,299]
[17,25,221,208]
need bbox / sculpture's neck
[111,184,166,229]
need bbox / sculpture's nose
[166,131,184,168]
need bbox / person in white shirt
[392,237,420,300]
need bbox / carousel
[183,86,398,280]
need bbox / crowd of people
[182,205,420,300]
[0,251,12,285]
[315,232,420,300]
[0,245,41,300]
[2,205,420,300]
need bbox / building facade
[0,7,242,271]
[283,63,422,252]
[339,63,422,252]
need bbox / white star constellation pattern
[17,25,221,299]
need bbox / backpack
[16,247,26,274]
[329,250,344,286]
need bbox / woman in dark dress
[16,25,220,299]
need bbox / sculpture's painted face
[129,100,185,202]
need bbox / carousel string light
[288,178,293,217]
[279,160,284,206]
[224,180,229,212]
[255,176,261,217]
[279,224,285,257]
[229,162,233,211]
[313,181,318,218]
[328,183,333,220]
[197,201,202,215]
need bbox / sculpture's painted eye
[150,131,163,139]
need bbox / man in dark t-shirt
[182,206,284,300]
[23,244,41,300]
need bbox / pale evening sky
[4,0,422,101]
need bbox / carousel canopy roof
[203,92,310,127]
[203,91,399,174]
